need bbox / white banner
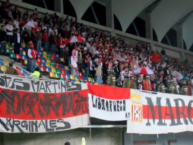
[88,84,130,121]
[0,115,88,133]
[127,89,193,134]
[0,74,87,93]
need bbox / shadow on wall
[3,128,122,145]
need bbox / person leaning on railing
[30,67,41,81]
[5,62,18,75]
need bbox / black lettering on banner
[31,81,39,92]
[0,119,10,131]
[39,82,47,93]
[123,100,126,111]
[109,101,112,111]
[12,79,30,91]
[92,95,97,108]
[66,82,81,92]
[50,120,57,128]
[102,99,105,110]
[117,101,120,112]
[0,76,6,87]
[106,100,109,111]
[91,95,126,112]
[21,121,28,131]
[56,119,71,131]
[0,119,71,133]
[120,101,122,111]
[60,81,66,92]
[0,75,12,88]
[188,100,193,124]
[174,99,188,125]
[0,89,88,119]
[98,98,101,110]
[146,97,165,126]
[0,75,70,93]
[0,75,30,91]
[45,81,52,92]
[164,99,176,126]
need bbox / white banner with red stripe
[127,89,193,134]
[88,84,130,121]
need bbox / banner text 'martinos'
[91,95,126,112]
[146,97,193,126]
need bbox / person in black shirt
[22,28,31,48]
[0,25,7,54]
[102,60,108,84]
[84,53,90,77]
[12,6,21,19]
[161,48,166,56]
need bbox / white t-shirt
[17,33,20,43]
[14,20,19,29]
[71,56,77,68]
[120,71,126,81]
[6,24,13,35]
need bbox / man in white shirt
[71,55,78,76]
[120,68,128,84]
[71,47,78,76]
[14,17,19,30]
[6,20,14,44]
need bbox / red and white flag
[66,36,85,44]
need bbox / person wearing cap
[5,62,18,75]
[27,42,36,73]
[13,28,21,54]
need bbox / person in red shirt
[27,42,36,73]
[187,81,192,96]
[49,31,57,54]
[150,52,162,67]
[143,75,151,91]
[57,33,66,57]
[42,29,49,52]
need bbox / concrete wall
[3,128,123,145]
[0,133,4,145]
[124,132,193,145]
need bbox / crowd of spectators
[0,0,193,95]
